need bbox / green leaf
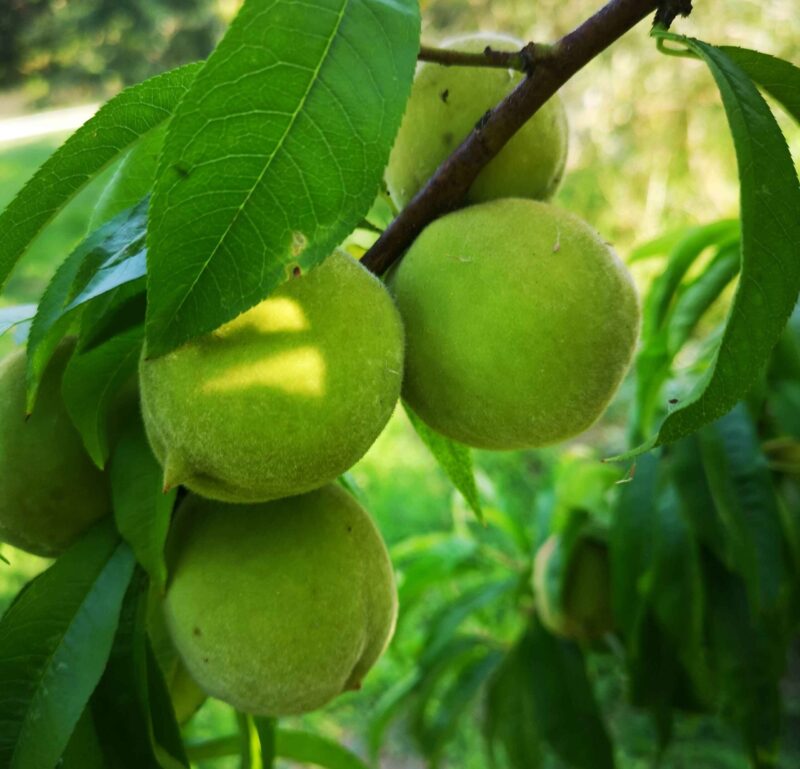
[26,199,148,410]
[186,728,376,769]
[59,710,105,769]
[404,403,483,519]
[394,537,479,617]
[630,222,740,440]
[253,718,277,769]
[0,63,200,291]
[401,635,493,755]
[236,712,269,769]
[65,217,148,315]
[420,580,515,667]
[0,520,134,769]
[550,456,622,528]
[91,571,188,769]
[78,283,147,354]
[364,192,396,231]
[145,0,420,356]
[0,305,36,337]
[110,418,175,589]
[236,715,281,769]
[626,610,701,746]
[484,638,543,769]
[643,482,708,694]
[611,451,710,729]
[25,252,92,411]
[768,312,800,385]
[666,241,740,356]
[275,729,370,769]
[777,484,800,584]
[704,556,784,767]
[520,620,614,769]
[627,227,694,264]
[146,642,191,769]
[610,452,660,640]
[650,36,800,447]
[769,383,800,441]
[670,435,729,563]
[721,47,800,125]
[643,220,739,340]
[61,326,144,469]
[417,648,503,762]
[698,405,788,613]
[367,672,419,759]
[89,127,166,232]
[413,634,488,695]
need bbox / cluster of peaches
[0,34,637,717]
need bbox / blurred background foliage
[1,1,799,768]
[0,0,224,98]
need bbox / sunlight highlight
[202,346,326,397]
[218,297,310,337]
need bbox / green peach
[140,250,404,503]
[0,339,110,557]
[163,485,397,716]
[533,533,614,642]
[391,198,640,449]
[386,32,568,208]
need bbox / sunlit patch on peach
[218,297,310,336]
[202,346,326,397]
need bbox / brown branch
[418,43,543,74]
[362,0,662,276]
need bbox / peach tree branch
[417,43,546,74]
[362,0,677,275]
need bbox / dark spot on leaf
[440,89,449,104]
[668,398,679,404]
[292,265,302,278]
[193,626,202,637]
[174,163,191,179]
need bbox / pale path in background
[0,104,98,146]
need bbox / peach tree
[0,0,799,767]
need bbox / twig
[418,43,542,74]
[362,0,665,276]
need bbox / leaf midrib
[161,0,352,343]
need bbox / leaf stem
[651,25,700,58]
